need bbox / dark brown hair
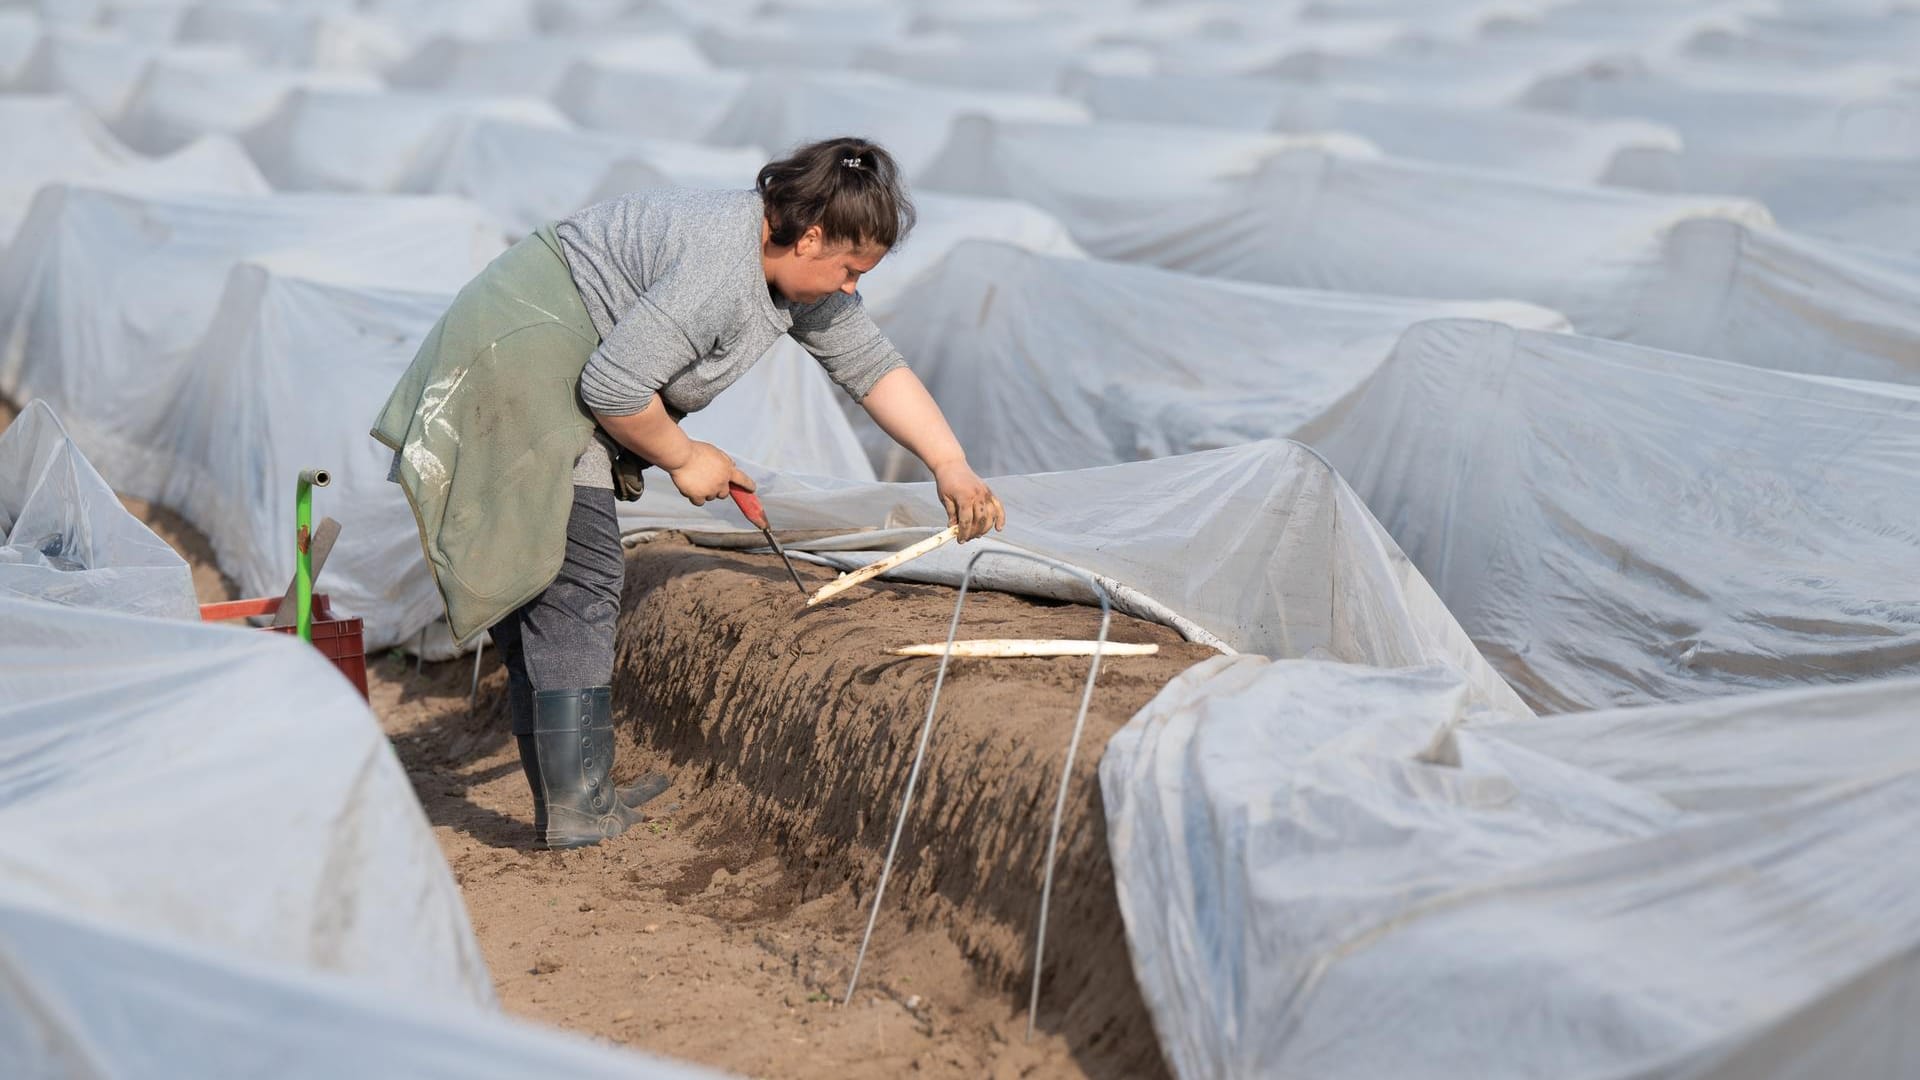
[757,136,915,251]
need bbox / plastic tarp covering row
[1603,146,1920,256]
[0,595,710,1079]
[5,31,243,119]
[113,53,383,155]
[1522,66,1920,158]
[870,240,1567,478]
[554,62,748,143]
[0,186,504,647]
[924,120,1920,383]
[394,115,764,237]
[1103,657,1920,1080]
[242,88,571,193]
[0,400,195,619]
[388,31,711,97]
[1259,35,1635,108]
[706,70,1091,179]
[1073,73,1681,182]
[0,597,489,1003]
[856,37,1152,95]
[0,93,268,244]
[623,438,1530,724]
[0,11,37,84]
[1308,318,1920,713]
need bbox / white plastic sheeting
[707,70,1092,179]
[114,52,382,155]
[921,115,1378,254]
[553,63,748,142]
[243,87,571,193]
[0,96,121,237]
[0,597,491,1005]
[856,38,1153,95]
[1104,657,1920,1079]
[1260,35,1630,106]
[0,11,38,85]
[0,400,195,619]
[1605,146,1920,256]
[1703,8,1920,68]
[626,439,1529,721]
[153,267,453,649]
[1626,219,1920,384]
[363,0,538,44]
[927,122,1920,382]
[397,116,763,237]
[1482,1,1757,51]
[694,19,919,71]
[1522,67,1920,158]
[1074,74,1681,182]
[5,0,1920,1073]
[6,31,237,120]
[173,5,408,72]
[387,32,711,98]
[926,122,1776,343]
[0,185,501,426]
[0,187,501,646]
[1140,22,1406,80]
[0,596,712,1078]
[0,94,273,243]
[1309,319,1920,711]
[854,192,1086,310]
[871,241,1566,478]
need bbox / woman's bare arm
[860,367,1005,540]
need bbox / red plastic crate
[199,593,370,701]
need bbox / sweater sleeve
[787,291,907,402]
[578,267,710,417]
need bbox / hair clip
[841,157,863,168]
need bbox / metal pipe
[294,468,330,643]
[469,634,485,708]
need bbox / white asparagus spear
[804,525,960,606]
[887,640,1159,658]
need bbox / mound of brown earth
[395,537,1216,1078]
[623,541,1216,1069]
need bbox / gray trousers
[490,485,624,736]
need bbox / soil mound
[606,539,1216,1075]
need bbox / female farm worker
[373,137,1004,850]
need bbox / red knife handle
[729,481,769,530]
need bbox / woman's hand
[934,461,1006,542]
[669,441,751,505]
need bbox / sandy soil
[7,388,1209,1079]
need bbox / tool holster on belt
[605,401,680,502]
[612,449,647,502]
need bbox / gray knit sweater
[387,191,895,492]
[557,184,903,420]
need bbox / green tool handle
[295,468,331,642]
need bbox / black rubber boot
[521,686,644,849]
[511,683,666,814]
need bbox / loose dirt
[385,538,1216,1079]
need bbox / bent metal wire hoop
[842,548,1113,1043]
